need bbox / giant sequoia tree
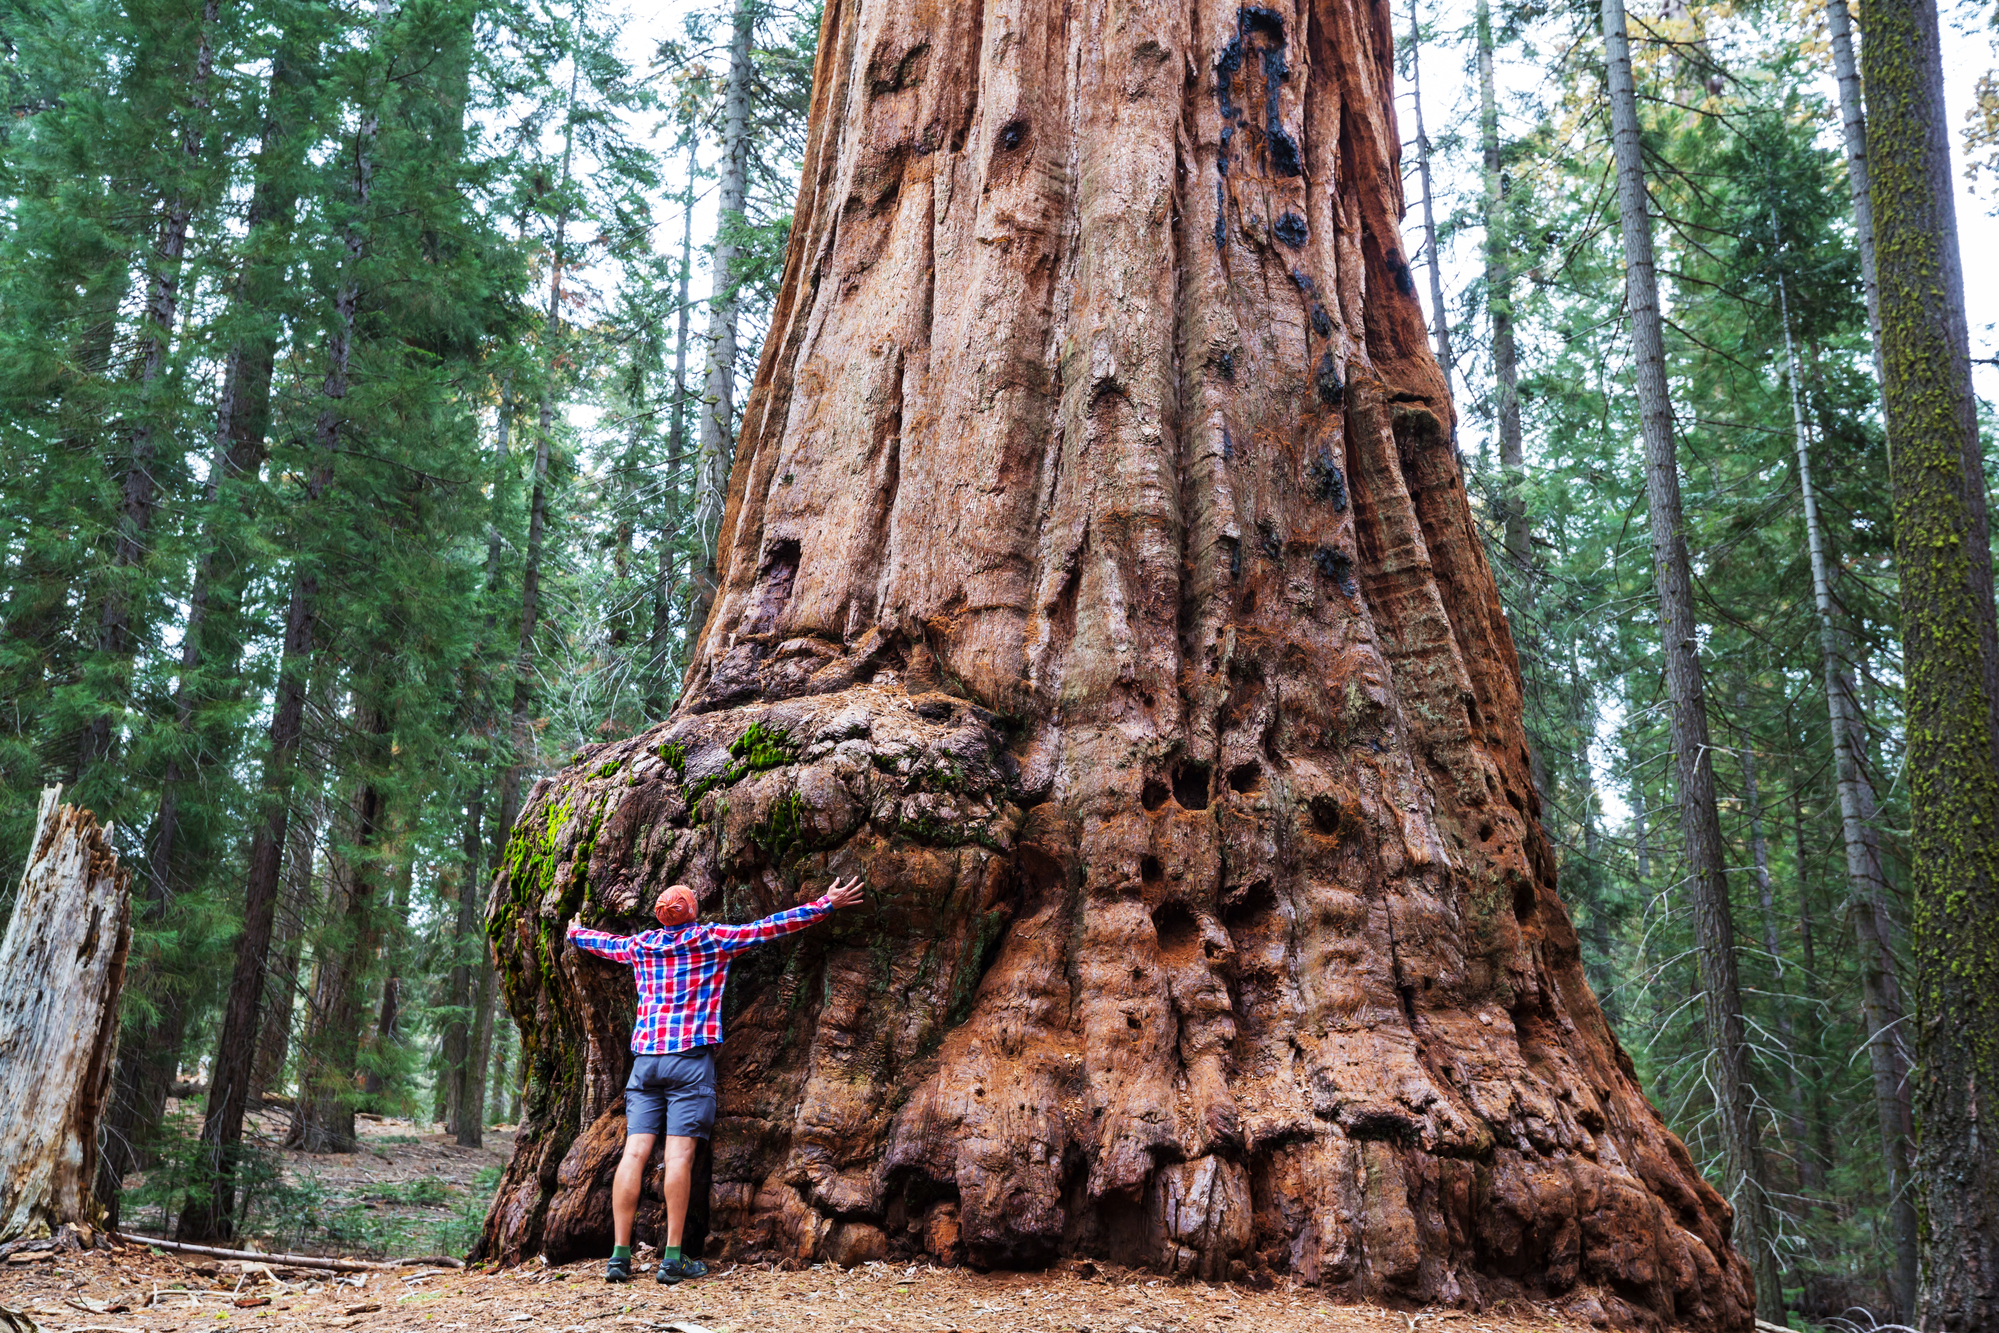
[476,0,1752,1324]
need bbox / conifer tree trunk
[184,80,374,1241]
[250,807,319,1105]
[1404,0,1451,382]
[689,0,754,637]
[107,47,311,1191]
[77,2,216,783]
[473,0,1755,1324]
[1779,268,1917,1319]
[442,783,485,1141]
[1602,0,1782,1316]
[1824,0,1883,383]
[494,70,576,860]
[289,704,394,1150]
[1477,0,1525,579]
[650,143,700,707]
[1860,0,1999,1321]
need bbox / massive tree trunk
[476,0,1752,1325]
[0,788,132,1242]
[1860,0,1999,1323]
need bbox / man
[566,874,865,1284]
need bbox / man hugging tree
[566,874,866,1283]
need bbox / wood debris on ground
[0,1238,1602,1333]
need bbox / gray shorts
[624,1046,718,1140]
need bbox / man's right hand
[824,875,865,911]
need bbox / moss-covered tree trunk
[1860,0,1999,1324]
[475,0,1753,1324]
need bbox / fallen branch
[108,1233,462,1274]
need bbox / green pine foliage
[1444,2,1922,1317]
[0,0,815,1238]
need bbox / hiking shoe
[605,1254,632,1283]
[655,1256,708,1285]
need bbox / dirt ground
[0,1240,1603,1333]
[31,1107,1598,1333]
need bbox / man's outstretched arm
[705,875,865,954]
[566,921,638,963]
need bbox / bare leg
[612,1133,657,1248]
[661,1135,698,1249]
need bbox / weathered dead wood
[0,787,132,1243]
[108,1232,463,1272]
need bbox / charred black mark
[1273,211,1307,248]
[1257,518,1283,561]
[1268,127,1302,177]
[1315,351,1344,406]
[1239,5,1284,38]
[1259,37,1300,177]
[869,42,931,96]
[1215,35,1243,118]
[1314,545,1357,596]
[997,118,1028,151]
[1310,301,1332,337]
[1288,267,1318,297]
[1214,178,1227,248]
[1216,354,1236,386]
[1227,536,1242,580]
[1387,251,1416,295]
[1309,448,1348,511]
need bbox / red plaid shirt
[566,895,836,1054]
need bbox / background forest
[0,0,1993,1322]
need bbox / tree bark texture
[477,0,1752,1326]
[0,787,132,1242]
[1860,0,1999,1323]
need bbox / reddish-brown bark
[477,0,1752,1325]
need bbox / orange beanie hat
[654,885,698,928]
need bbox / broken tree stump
[0,786,133,1243]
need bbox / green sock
[612,1245,631,1261]
[663,1245,681,1265]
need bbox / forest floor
[0,1243,1601,1333]
[21,1110,1597,1333]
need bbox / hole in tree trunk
[746,540,801,635]
[1223,879,1276,928]
[1172,763,1211,809]
[1152,901,1199,959]
[1227,761,1261,793]
[1141,779,1169,811]
[1140,855,1163,883]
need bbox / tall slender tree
[1599,0,1784,1313]
[1860,0,1999,1322]
[688,0,754,637]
